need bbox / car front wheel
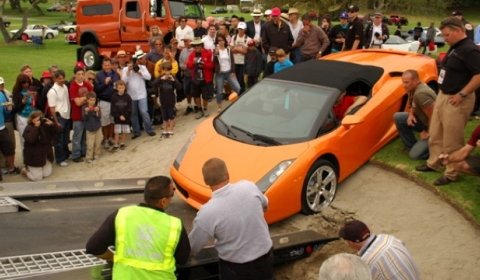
[301,159,337,215]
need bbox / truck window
[126,1,140,19]
[169,1,202,18]
[82,3,113,16]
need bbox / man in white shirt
[202,24,217,51]
[47,69,71,166]
[287,8,303,64]
[175,16,194,49]
[246,9,265,53]
[230,22,250,93]
[122,50,156,138]
[364,13,389,49]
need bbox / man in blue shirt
[0,81,20,179]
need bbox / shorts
[161,107,176,121]
[191,81,211,100]
[465,154,480,175]
[99,100,114,126]
[0,128,14,157]
[114,124,131,134]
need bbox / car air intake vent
[389,71,404,77]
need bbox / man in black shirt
[193,18,207,38]
[343,5,363,51]
[86,176,191,277]
[452,10,474,41]
[416,17,480,186]
[413,22,423,41]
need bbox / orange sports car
[170,50,438,224]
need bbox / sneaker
[194,106,200,113]
[148,132,157,136]
[1,168,8,175]
[195,110,204,119]
[108,138,114,146]
[120,143,126,150]
[217,108,222,113]
[184,106,193,116]
[168,131,174,136]
[72,157,84,163]
[87,159,93,163]
[112,146,120,152]
[58,161,68,167]
[131,134,140,140]
[161,131,169,138]
[203,109,210,118]
[7,166,21,174]
[104,141,110,149]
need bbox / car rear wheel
[68,28,74,33]
[45,33,54,39]
[81,44,101,70]
[301,159,337,215]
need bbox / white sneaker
[58,161,68,167]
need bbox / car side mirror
[341,115,364,127]
[228,92,238,102]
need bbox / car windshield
[217,80,334,145]
[169,0,203,19]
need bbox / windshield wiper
[216,118,236,138]
[231,125,281,146]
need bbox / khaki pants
[426,91,474,180]
[86,129,102,160]
[0,121,16,169]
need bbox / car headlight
[173,132,196,170]
[256,160,294,192]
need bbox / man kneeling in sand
[439,124,480,190]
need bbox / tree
[0,0,46,43]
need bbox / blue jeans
[132,98,153,136]
[393,112,429,160]
[54,116,71,163]
[216,72,241,104]
[71,121,86,159]
[290,47,301,64]
[234,64,245,94]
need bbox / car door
[121,0,149,42]
[31,25,42,37]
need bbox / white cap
[264,9,272,16]
[0,77,4,84]
[238,22,247,29]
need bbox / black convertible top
[268,59,385,91]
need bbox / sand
[5,101,480,279]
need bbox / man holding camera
[364,12,389,49]
[329,12,349,53]
[122,50,156,139]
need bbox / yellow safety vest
[114,205,182,280]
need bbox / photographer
[328,12,349,53]
[364,12,390,49]
[122,50,156,138]
[22,110,60,181]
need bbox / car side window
[126,1,140,19]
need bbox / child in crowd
[274,48,293,73]
[82,92,102,163]
[154,61,182,138]
[243,39,264,89]
[264,47,278,78]
[110,80,132,151]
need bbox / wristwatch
[459,91,467,98]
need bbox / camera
[374,32,381,38]
[336,32,345,39]
[196,57,204,65]
[132,57,140,72]
[40,116,47,123]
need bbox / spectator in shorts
[82,92,102,162]
[179,35,197,115]
[69,66,93,163]
[187,38,214,119]
[263,47,278,78]
[22,110,60,181]
[274,48,293,73]
[0,77,14,174]
[154,61,182,137]
[95,58,120,149]
[110,80,132,151]
[243,39,264,89]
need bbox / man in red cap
[339,220,421,280]
[261,7,294,60]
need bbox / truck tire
[81,44,101,70]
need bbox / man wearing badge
[416,17,480,186]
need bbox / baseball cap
[374,12,382,17]
[238,22,247,30]
[339,220,371,243]
[271,7,281,17]
[264,9,272,16]
[348,5,359,13]
[247,39,256,46]
[268,46,278,55]
[75,61,86,68]
[452,10,462,16]
[40,71,52,80]
[0,77,4,84]
[117,50,127,57]
[340,12,349,19]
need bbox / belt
[4,119,12,123]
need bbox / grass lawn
[1,2,480,224]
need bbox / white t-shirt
[288,21,304,42]
[230,34,250,64]
[218,48,231,72]
[175,25,194,48]
[371,24,383,45]
[47,83,70,119]
[253,21,262,42]
[202,35,216,51]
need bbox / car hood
[177,119,309,189]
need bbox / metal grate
[0,250,106,279]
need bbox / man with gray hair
[189,157,274,279]
[319,253,372,280]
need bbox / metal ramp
[0,197,30,213]
[0,250,106,279]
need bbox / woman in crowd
[163,20,179,46]
[22,110,60,181]
[214,34,241,112]
[320,15,333,56]
[149,25,164,51]
[12,73,43,149]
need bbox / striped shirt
[359,234,422,280]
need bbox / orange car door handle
[122,26,126,32]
